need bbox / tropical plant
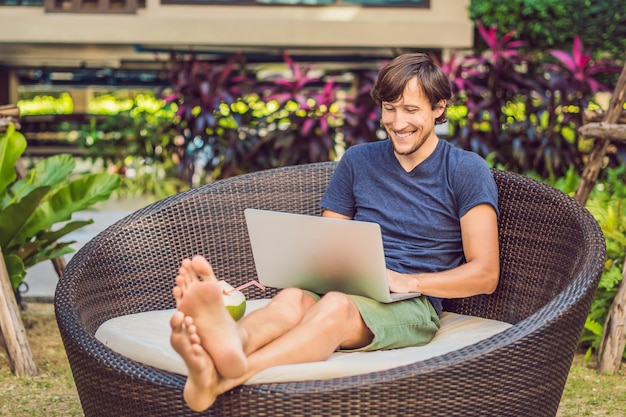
[537,164,626,360]
[18,92,74,115]
[449,21,539,162]
[547,36,622,105]
[436,52,486,101]
[164,52,349,181]
[163,52,254,184]
[258,52,343,164]
[444,24,622,178]
[76,97,179,163]
[469,0,626,60]
[341,69,383,147]
[0,123,120,290]
[72,94,188,199]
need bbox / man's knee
[275,287,316,304]
[316,292,360,322]
[317,292,372,349]
[270,288,316,321]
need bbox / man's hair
[370,53,452,125]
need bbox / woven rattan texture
[55,163,605,417]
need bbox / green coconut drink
[219,280,246,321]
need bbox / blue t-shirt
[319,139,499,314]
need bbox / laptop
[244,208,421,303]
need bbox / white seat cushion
[95,299,511,384]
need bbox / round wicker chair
[55,162,605,417]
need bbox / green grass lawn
[558,355,626,417]
[1,302,624,417]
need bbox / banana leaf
[1,124,121,291]
[16,219,93,261]
[23,241,76,270]
[3,253,26,290]
[12,173,121,248]
[38,219,94,242]
[9,154,76,204]
[0,185,51,250]
[0,124,26,195]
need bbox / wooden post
[573,63,626,375]
[0,247,38,377]
[595,73,626,375]
[597,263,626,374]
[1,104,38,376]
[52,256,67,278]
[574,64,626,205]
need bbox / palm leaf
[16,220,92,261]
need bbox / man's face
[380,78,445,159]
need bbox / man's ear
[435,99,447,117]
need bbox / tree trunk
[52,256,67,278]
[574,63,626,375]
[0,104,39,377]
[597,260,626,375]
[0,247,38,377]
[574,139,611,205]
[575,65,626,205]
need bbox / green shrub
[0,123,120,290]
[541,165,626,359]
[582,167,626,360]
[469,0,626,59]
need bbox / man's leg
[171,257,374,412]
[173,256,319,375]
[243,291,374,367]
[175,297,373,411]
[170,285,320,412]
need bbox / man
[170,52,500,412]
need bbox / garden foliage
[162,25,622,183]
[15,16,626,356]
[74,94,187,200]
[444,24,622,179]
[543,166,626,359]
[21,21,622,187]
[469,0,626,60]
[163,52,348,184]
[158,22,624,356]
[0,123,120,290]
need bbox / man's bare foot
[170,311,220,411]
[175,255,248,379]
[172,258,195,308]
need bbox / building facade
[0,0,473,103]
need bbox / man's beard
[389,126,433,156]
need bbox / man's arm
[322,209,352,220]
[387,203,499,298]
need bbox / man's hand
[387,269,419,294]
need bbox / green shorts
[304,291,441,352]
